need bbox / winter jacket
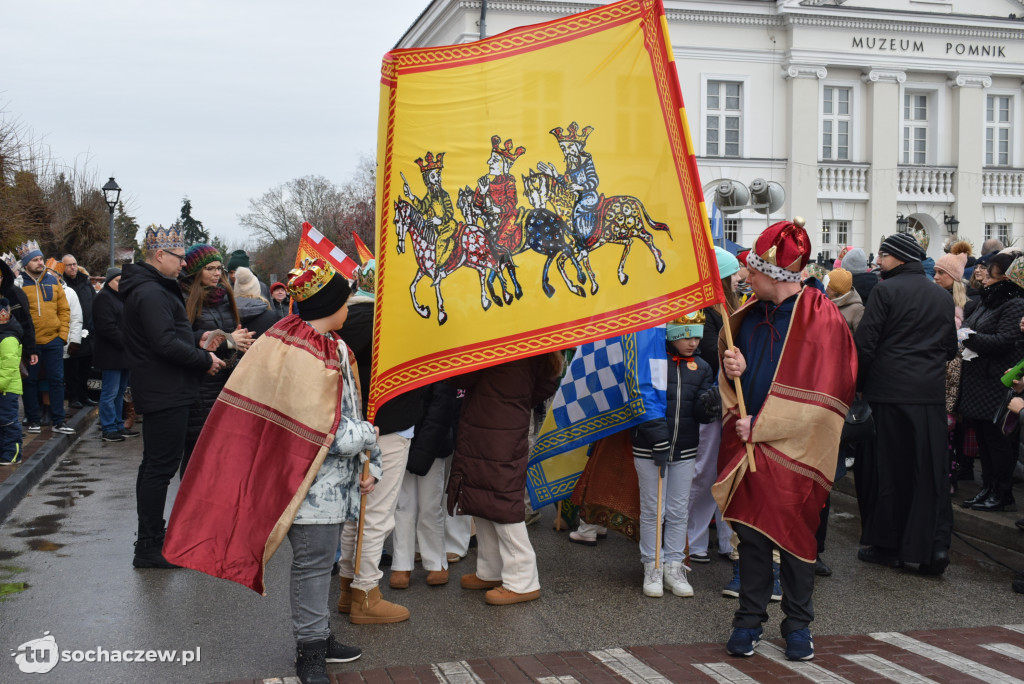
[270,298,290,319]
[406,382,459,476]
[64,270,95,356]
[851,271,878,305]
[339,296,426,433]
[185,292,244,452]
[957,280,1024,421]
[829,287,865,335]
[0,318,23,396]
[446,355,559,524]
[60,282,83,359]
[0,260,36,359]
[235,295,279,338]
[698,306,724,377]
[854,261,958,405]
[92,283,127,371]
[632,346,716,463]
[20,270,69,345]
[121,262,213,414]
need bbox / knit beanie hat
[287,258,351,321]
[666,311,704,341]
[270,281,287,294]
[841,248,868,273]
[713,247,739,279]
[934,252,967,282]
[233,266,261,298]
[183,244,223,278]
[104,268,122,284]
[826,268,853,295]
[879,233,926,263]
[227,249,250,272]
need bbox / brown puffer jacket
[446,355,559,524]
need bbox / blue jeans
[288,523,342,643]
[0,392,21,462]
[23,337,65,424]
[99,369,130,433]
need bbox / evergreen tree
[179,197,209,245]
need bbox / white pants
[687,420,734,556]
[339,433,410,591]
[392,458,447,572]
[635,456,695,564]
[474,517,540,594]
[443,454,473,556]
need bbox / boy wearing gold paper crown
[631,312,718,599]
[163,258,381,684]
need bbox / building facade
[397,0,1024,259]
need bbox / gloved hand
[652,443,670,469]
[696,386,721,423]
[67,342,81,356]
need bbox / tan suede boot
[349,586,410,624]
[336,576,352,614]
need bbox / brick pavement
[215,624,1024,683]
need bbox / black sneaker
[295,639,329,684]
[26,423,41,434]
[102,431,126,442]
[52,423,76,435]
[325,632,361,663]
[132,542,181,569]
[120,428,140,437]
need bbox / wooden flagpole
[353,459,371,572]
[718,304,757,473]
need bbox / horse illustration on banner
[393,124,669,324]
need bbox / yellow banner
[369,0,722,418]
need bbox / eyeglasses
[203,265,224,273]
[164,251,187,262]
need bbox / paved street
[1,420,1022,684]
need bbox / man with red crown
[713,218,857,662]
[473,135,526,255]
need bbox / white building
[397,0,1024,260]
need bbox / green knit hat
[226,249,250,272]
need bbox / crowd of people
[3,218,1024,684]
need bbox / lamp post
[943,212,960,235]
[102,177,121,268]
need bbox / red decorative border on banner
[369,0,723,418]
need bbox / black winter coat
[185,296,241,453]
[0,259,36,359]
[854,261,958,404]
[91,284,126,370]
[339,297,425,433]
[64,271,95,356]
[406,382,459,476]
[121,263,212,414]
[632,347,716,462]
[958,280,1024,421]
[698,306,723,377]
[852,271,879,305]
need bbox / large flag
[352,232,375,264]
[295,222,358,279]
[369,0,722,418]
[526,327,667,508]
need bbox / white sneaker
[663,561,694,597]
[643,562,663,597]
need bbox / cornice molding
[861,69,907,84]
[458,1,597,16]
[946,72,993,88]
[784,13,1024,40]
[783,63,828,79]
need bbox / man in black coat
[0,258,36,366]
[853,232,958,574]
[61,254,97,407]
[121,228,225,569]
[92,268,135,442]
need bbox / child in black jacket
[632,312,718,598]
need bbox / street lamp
[943,212,960,235]
[102,177,121,268]
[895,213,910,233]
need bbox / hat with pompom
[746,218,812,282]
[934,252,967,282]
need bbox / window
[986,95,1012,167]
[706,81,741,157]
[902,92,929,165]
[821,86,851,161]
[724,218,740,244]
[822,220,850,259]
[985,223,1010,244]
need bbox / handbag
[994,388,1019,437]
[841,398,874,446]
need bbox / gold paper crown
[669,311,705,327]
[491,135,526,163]
[550,121,594,144]
[415,151,445,173]
[287,257,338,303]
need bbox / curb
[0,407,97,524]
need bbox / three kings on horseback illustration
[394,122,672,325]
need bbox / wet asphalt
[0,421,1022,683]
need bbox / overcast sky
[1,0,432,246]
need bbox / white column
[863,69,905,257]
[949,72,991,249]
[783,63,826,250]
